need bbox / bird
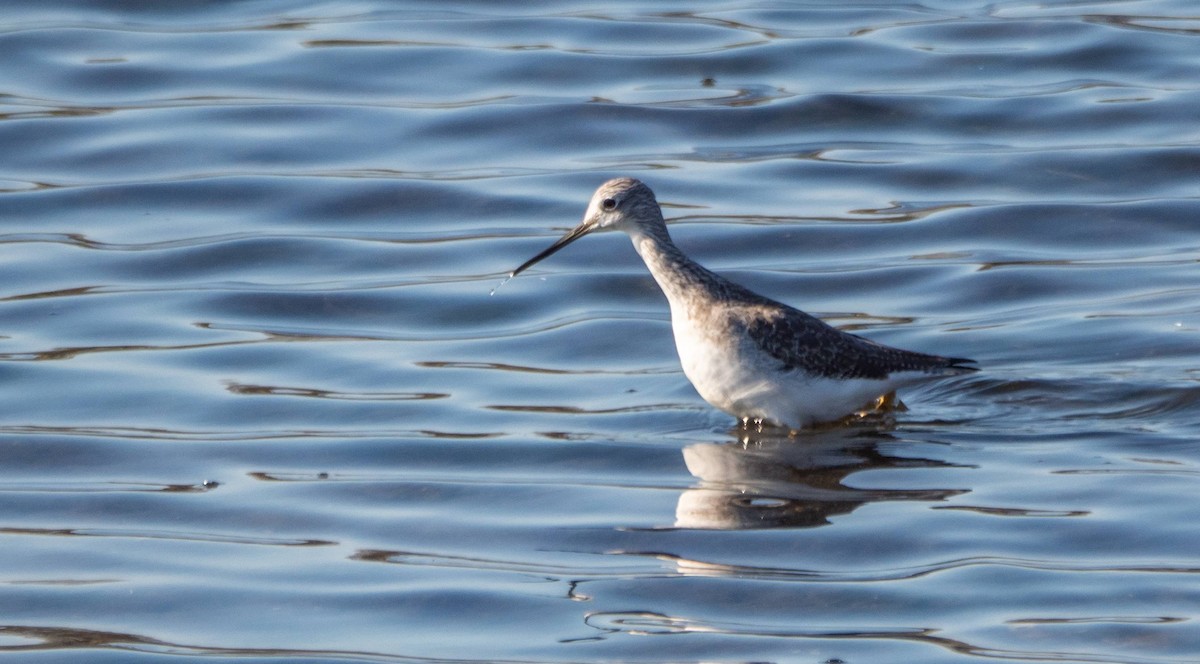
[506,177,977,430]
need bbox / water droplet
[490,275,512,296]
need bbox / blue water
[2,2,1199,662]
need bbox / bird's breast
[668,305,771,412]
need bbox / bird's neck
[628,225,723,306]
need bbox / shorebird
[507,178,977,430]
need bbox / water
[1,1,1198,662]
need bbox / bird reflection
[675,426,967,530]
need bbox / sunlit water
[2,2,1199,662]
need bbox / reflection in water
[675,427,967,529]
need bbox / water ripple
[0,526,332,547]
[0,480,217,494]
[0,625,497,663]
[224,382,448,402]
[0,425,504,441]
[581,611,1181,664]
[614,552,1200,583]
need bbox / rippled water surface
[2,1,1199,662]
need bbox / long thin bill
[508,222,593,278]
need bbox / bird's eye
[601,198,617,211]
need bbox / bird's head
[508,178,663,278]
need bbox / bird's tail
[939,357,979,375]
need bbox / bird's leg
[859,390,907,416]
[738,416,768,433]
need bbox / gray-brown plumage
[508,177,977,429]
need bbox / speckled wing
[740,305,977,380]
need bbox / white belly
[671,315,903,429]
